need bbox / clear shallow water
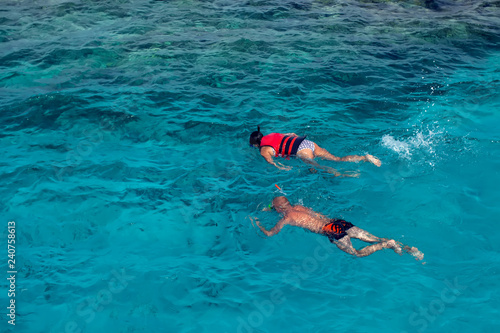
[1,0,499,332]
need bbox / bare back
[282,205,330,233]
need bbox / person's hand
[261,203,273,212]
[250,216,262,228]
[365,154,381,167]
[254,219,268,235]
[277,163,292,171]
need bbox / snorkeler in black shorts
[252,196,424,260]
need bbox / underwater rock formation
[357,0,440,10]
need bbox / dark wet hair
[249,126,263,146]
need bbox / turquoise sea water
[1,0,500,332]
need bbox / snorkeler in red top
[249,126,381,174]
[253,196,424,260]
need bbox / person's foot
[365,154,382,167]
[342,171,360,178]
[386,240,402,255]
[404,246,424,261]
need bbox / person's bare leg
[313,143,342,161]
[297,149,341,175]
[297,149,358,177]
[313,143,381,167]
[335,236,401,257]
[346,226,389,243]
[346,227,424,260]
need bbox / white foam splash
[381,129,442,161]
[381,134,412,159]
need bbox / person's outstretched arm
[261,148,291,170]
[256,217,289,236]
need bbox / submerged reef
[317,0,441,10]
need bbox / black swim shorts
[322,219,354,242]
